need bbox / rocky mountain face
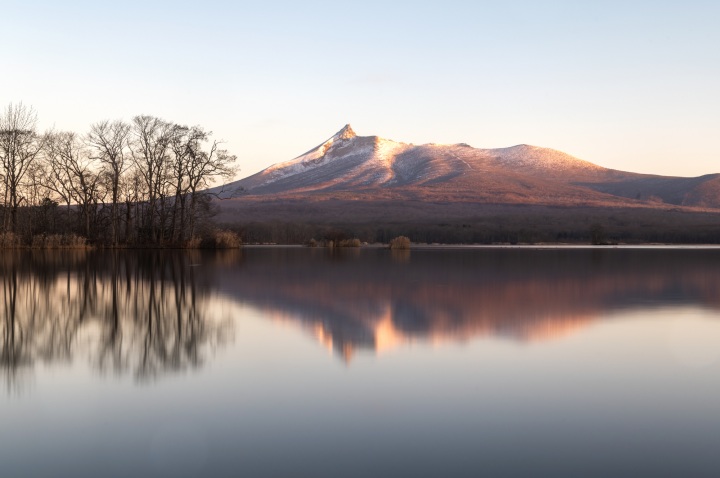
[219,125,720,209]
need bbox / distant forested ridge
[0,103,238,247]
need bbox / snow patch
[487,144,602,171]
[257,124,361,186]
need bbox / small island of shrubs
[389,236,411,250]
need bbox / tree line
[0,102,238,246]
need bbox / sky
[1,0,719,178]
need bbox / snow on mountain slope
[485,144,606,175]
[215,125,720,209]
[236,125,608,193]
[237,125,416,193]
[260,124,363,183]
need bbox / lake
[1,247,719,477]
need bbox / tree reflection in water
[5,247,720,382]
[0,250,235,388]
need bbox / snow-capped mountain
[219,125,720,209]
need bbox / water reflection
[214,248,720,361]
[0,251,234,387]
[3,247,720,378]
[3,247,719,477]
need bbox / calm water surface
[1,247,719,477]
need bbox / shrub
[306,238,319,247]
[389,236,411,250]
[0,232,20,249]
[214,230,241,249]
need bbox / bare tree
[167,125,237,243]
[0,103,46,233]
[24,161,57,235]
[184,130,237,240]
[87,120,130,246]
[120,169,145,245]
[168,125,193,243]
[45,132,102,238]
[42,138,73,227]
[130,115,173,244]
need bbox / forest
[0,103,238,247]
[225,206,720,245]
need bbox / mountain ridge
[217,125,720,210]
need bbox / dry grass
[185,236,202,249]
[31,234,45,249]
[28,234,89,249]
[0,232,20,248]
[389,236,411,250]
[213,230,241,249]
[338,238,361,248]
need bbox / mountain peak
[334,124,356,140]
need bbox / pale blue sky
[2,0,718,177]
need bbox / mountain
[213,125,720,243]
[218,124,720,209]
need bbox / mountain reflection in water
[0,251,234,386]
[213,247,720,361]
[2,247,720,381]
